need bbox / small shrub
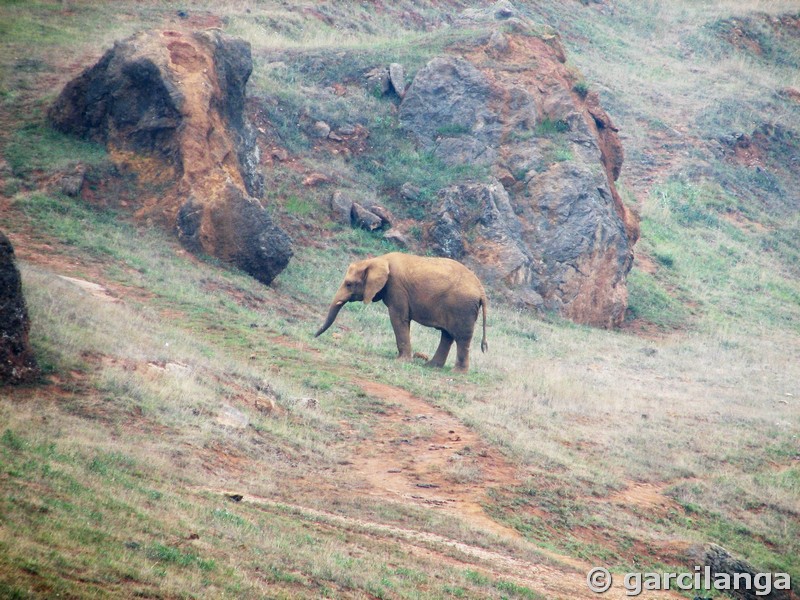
[573,80,590,98]
[212,507,249,528]
[535,118,570,137]
[653,251,675,268]
[495,579,545,599]
[550,146,574,162]
[1,429,26,452]
[464,569,490,585]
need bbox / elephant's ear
[363,257,390,304]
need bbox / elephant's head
[314,256,390,337]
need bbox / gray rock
[271,147,289,162]
[388,63,405,97]
[429,179,533,286]
[351,202,384,231]
[312,120,331,138]
[0,231,39,384]
[365,67,390,95]
[362,202,393,227]
[399,28,637,327]
[461,0,520,22]
[60,165,86,197]
[400,182,422,201]
[487,30,511,56]
[434,137,497,167]
[399,56,502,159]
[330,190,354,225]
[492,0,519,19]
[202,29,265,199]
[383,228,411,249]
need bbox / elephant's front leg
[388,308,413,360]
[426,330,453,368]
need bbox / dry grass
[2,0,800,597]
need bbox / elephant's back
[429,256,485,295]
[393,254,484,328]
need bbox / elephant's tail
[480,294,488,353]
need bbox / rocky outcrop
[48,29,292,284]
[0,232,39,385]
[399,5,638,327]
[685,543,793,600]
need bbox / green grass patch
[0,5,84,47]
[283,194,318,217]
[14,192,132,259]
[535,118,570,137]
[5,123,108,178]
[625,268,688,328]
[632,176,800,331]
[146,543,216,572]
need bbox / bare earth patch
[605,481,680,514]
[350,378,522,540]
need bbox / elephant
[315,252,488,373]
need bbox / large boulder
[48,29,292,284]
[685,543,793,600]
[0,232,39,385]
[400,6,638,327]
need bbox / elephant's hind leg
[453,337,472,373]
[426,330,454,368]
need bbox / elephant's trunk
[315,301,344,337]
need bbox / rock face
[48,29,292,284]
[0,232,39,385]
[399,9,638,327]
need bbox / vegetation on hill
[1,1,798,598]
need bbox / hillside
[1,1,799,599]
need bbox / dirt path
[348,378,522,540]
[201,487,680,600]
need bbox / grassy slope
[1,1,799,599]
